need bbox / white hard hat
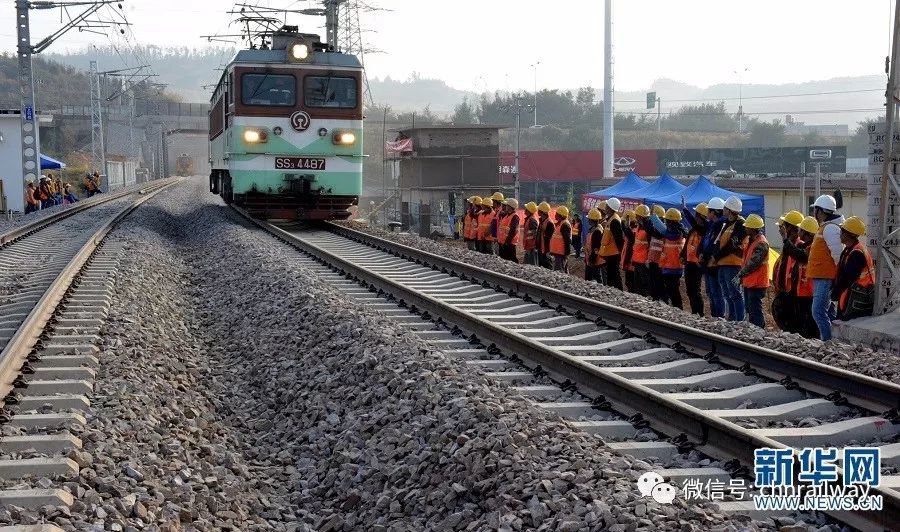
[810,194,837,211]
[604,197,621,211]
[724,196,743,213]
[707,197,725,210]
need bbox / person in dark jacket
[599,197,625,290]
[497,198,521,262]
[584,208,604,283]
[549,206,572,272]
[714,196,747,322]
[700,197,727,318]
[537,202,553,269]
[621,210,637,293]
[832,217,875,321]
[681,200,709,316]
[571,214,583,258]
[651,208,687,309]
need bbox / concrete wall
[0,114,25,213]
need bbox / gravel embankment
[341,225,900,385]
[8,176,824,531]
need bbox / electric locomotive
[208,25,363,220]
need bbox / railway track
[235,209,900,532]
[0,179,178,514]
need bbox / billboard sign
[657,146,847,175]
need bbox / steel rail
[0,178,179,247]
[328,223,900,414]
[232,212,898,532]
[0,179,181,404]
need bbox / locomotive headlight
[290,43,309,60]
[333,131,356,145]
[243,128,268,144]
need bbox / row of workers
[461,192,874,340]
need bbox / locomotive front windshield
[304,76,358,108]
[241,74,296,106]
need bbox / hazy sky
[1,0,894,92]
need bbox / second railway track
[235,209,900,532]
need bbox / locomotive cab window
[241,73,296,106]
[304,76,357,108]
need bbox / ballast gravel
[3,177,837,531]
[345,225,900,385]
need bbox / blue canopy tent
[625,172,687,205]
[653,174,765,221]
[580,171,650,211]
[40,154,66,170]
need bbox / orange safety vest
[537,217,553,253]
[549,220,571,256]
[807,221,840,280]
[837,241,875,314]
[466,211,479,240]
[795,253,814,298]
[685,230,702,264]
[715,221,744,266]
[523,216,538,251]
[632,228,649,265]
[773,254,791,294]
[572,218,581,237]
[599,214,621,257]
[25,187,38,206]
[647,235,663,265]
[587,226,605,266]
[621,235,634,272]
[659,235,686,270]
[497,212,519,245]
[477,212,493,241]
[741,234,770,289]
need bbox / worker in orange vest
[463,196,479,251]
[522,202,540,266]
[549,206,572,272]
[571,212,583,258]
[807,194,845,341]
[476,197,494,254]
[714,196,747,321]
[793,216,820,338]
[630,204,651,297]
[536,202,553,269]
[700,197,726,318]
[24,181,39,214]
[497,198,520,262]
[736,214,769,328]
[681,201,709,316]
[651,208,687,309]
[772,210,805,333]
[620,210,637,293]
[832,217,875,321]
[584,208,604,282]
[489,192,505,255]
[599,197,624,290]
[646,204,668,302]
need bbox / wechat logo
[637,471,677,504]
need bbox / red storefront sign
[499,150,658,182]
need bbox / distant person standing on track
[522,202,540,265]
[833,216,875,321]
[807,194,845,341]
[715,196,747,322]
[652,208,687,309]
[620,210,637,293]
[599,197,624,290]
[681,201,709,316]
[476,197,494,254]
[571,213,583,258]
[549,206,572,272]
[736,214,770,328]
[630,204,651,296]
[700,197,727,318]
[497,198,520,262]
[584,208,604,282]
[489,192,505,255]
[537,202,554,269]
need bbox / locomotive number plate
[275,157,326,170]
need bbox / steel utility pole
[503,94,534,202]
[15,1,119,191]
[603,0,614,179]
[531,60,540,127]
[874,0,900,315]
[89,61,105,177]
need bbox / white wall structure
[0,112,26,213]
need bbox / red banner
[385,138,414,153]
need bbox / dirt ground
[444,237,779,330]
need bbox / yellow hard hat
[664,208,683,222]
[840,216,867,237]
[491,192,505,202]
[624,209,635,221]
[779,210,804,228]
[537,201,551,214]
[799,216,819,235]
[694,203,709,217]
[470,195,482,205]
[556,205,570,218]
[635,204,650,217]
[744,214,765,229]
[524,201,538,214]
[481,197,493,207]
[505,198,519,209]
[587,208,602,221]
[652,205,665,218]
